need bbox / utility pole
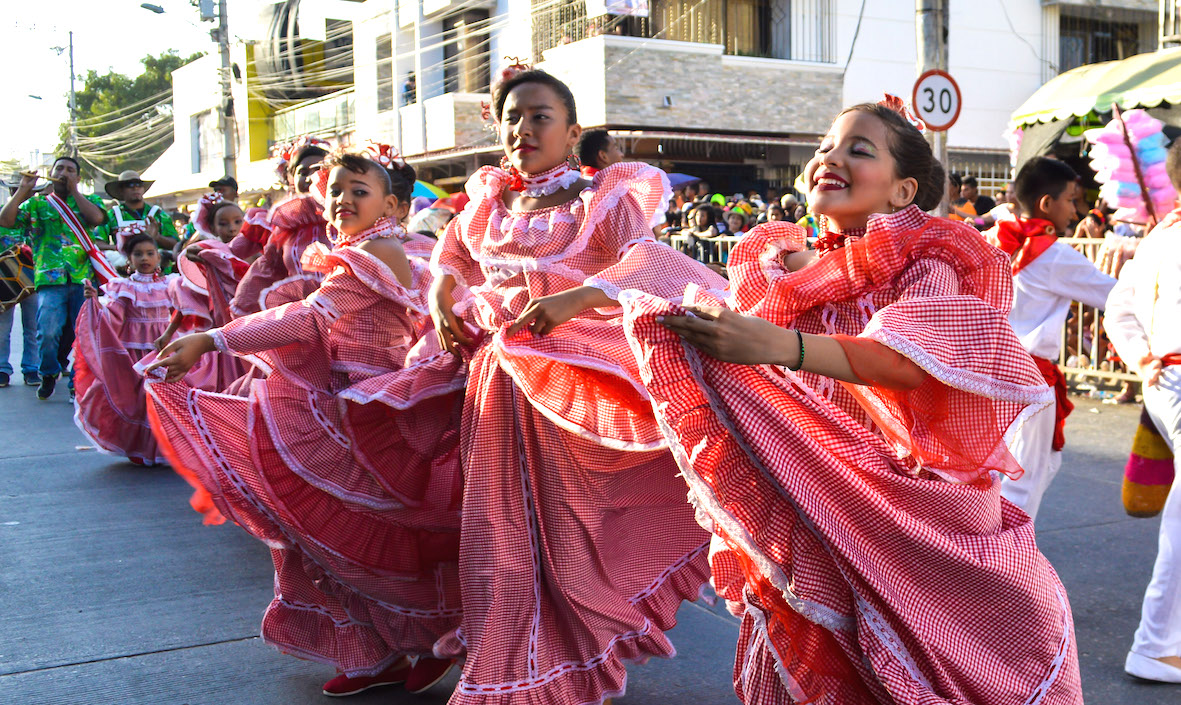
[68,31,78,159]
[916,0,949,215]
[210,1,236,179]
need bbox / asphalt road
[0,325,1177,704]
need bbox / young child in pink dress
[73,225,175,465]
[144,146,463,697]
[622,100,1083,704]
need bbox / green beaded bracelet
[788,329,805,372]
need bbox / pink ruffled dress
[145,238,466,676]
[396,162,726,704]
[73,272,176,465]
[620,207,1083,704]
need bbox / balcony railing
[272,88,356,145]
[533,0,835,64]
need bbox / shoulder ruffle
[458,162,671,269]
[270,195,325,233]
[726,222,810,314]
[589,161,671,230]
[300,243,427,315]
[728,207,1013,325]
[103,275,174,309]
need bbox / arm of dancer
[154,312,184,351]
[1103,254,1159,385]
[429,218,482,353]
[657,305,925,390]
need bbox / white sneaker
[1125,651,1181,683]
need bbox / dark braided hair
[838,104,947,211]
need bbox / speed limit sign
[911,69,961,132]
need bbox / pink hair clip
[116,222,147,238]
[880,93,926,132]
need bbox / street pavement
[0,323,1178,703]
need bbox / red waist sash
[1032,356,1074,452]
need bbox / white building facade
[147,0,1161,202]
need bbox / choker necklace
[329,217,403,248]
[814,224,866,256]
[129,271,161,282]
[512,162,580,198]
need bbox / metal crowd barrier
[664,233,1135,388]
[1055,237,1137,387]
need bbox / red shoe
[322,658,411,697]
[404,657,456,694]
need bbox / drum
[0,245,35,313]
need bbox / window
[443,10,491,94]
[377,33,394,112]
[190,111,219,174]
[533,0,834,63]
[1059,7,1155,73]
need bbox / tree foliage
[58,50,204,178]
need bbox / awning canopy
[1012,48,1181,126]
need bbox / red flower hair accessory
[364,141,406,169]
[879,93,926,132]
[495,57,532,87]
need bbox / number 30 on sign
[911,70,961,132]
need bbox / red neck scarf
[994,217,1058,273]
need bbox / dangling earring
[566,153,581,171]
[373,215,392,232]
[499,155,525,192]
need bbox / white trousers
[1001,405,1061,521]
[1133,366,1181,658]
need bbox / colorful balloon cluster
[1085,109,1176,224]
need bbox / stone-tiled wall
[542,35,842,137]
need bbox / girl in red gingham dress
[410,68,727,705]
[73,226,176,466]
[144,147,465,697]
[622,102,1084,704]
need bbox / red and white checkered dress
[413,162,728,705]
[171,239,250,391]
[145,244,467,677]
[621,207,1084,704]
[73,272,176,465]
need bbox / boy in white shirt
[987,157,1117,519]
[1105,143,1181,684]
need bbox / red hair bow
[880,93,926,132]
